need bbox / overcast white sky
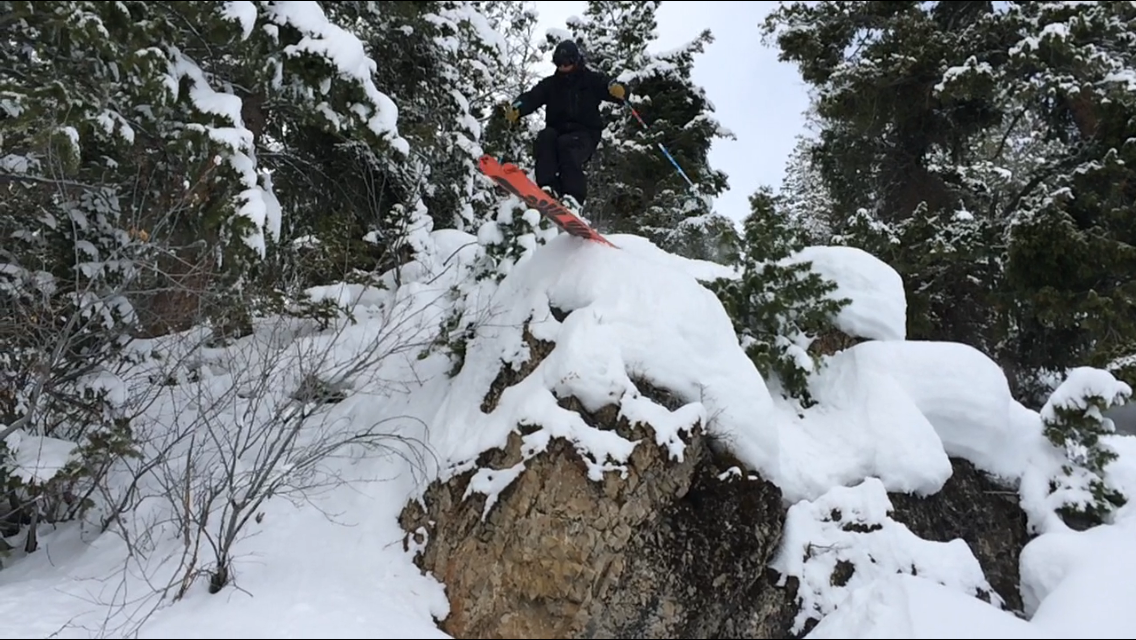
[529,1,813,223]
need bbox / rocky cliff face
[398,320,1032,639]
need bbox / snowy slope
[1,215,1134,639]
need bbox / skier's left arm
[594,70,629,105]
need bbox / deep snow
[1,208,1134,639]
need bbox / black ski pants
[533,127,600,205]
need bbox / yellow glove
[502,102,520,124]
[608,82,627,100]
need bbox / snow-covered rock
[827,339,1041,482]
[0,224,1131,640]
[789,245,907,342]
[773,477,1002,634]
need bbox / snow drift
[0,211,1134,639]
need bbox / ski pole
[622,102,698,192]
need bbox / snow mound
[830,340,1041,481]
[1022,515,1136,639]
[805,573,1047,639]
[428,232,781,493]
[2,430,78,485]
[778,343,953,499]
[789,245,907,341]
[772,477,1000,634]
[1019,436,1136,638]
[420,229,1068,511]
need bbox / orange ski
[479,155,618,248]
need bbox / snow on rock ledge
[391,229,1065,639]
[771,477,1003,636]
[425,233,782,493]
[396,234,806,638]
[788,245,907,341]
[792,347,954,499]
[826,339,1043,481]
[775,336,1046,502]
[399,331,790,638]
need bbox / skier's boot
[560,194,590,224]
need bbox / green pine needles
[709,187,850,408]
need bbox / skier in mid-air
[502,40,629,210]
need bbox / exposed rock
[886,457,1030,614]
[480,322,554,414]
[399,381,792,638]
[808,328,863,358]
[712,570,808,639]
[400,312,1034,638]
[584,457,785,638]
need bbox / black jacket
[514,66,626,137]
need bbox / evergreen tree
[292,0,497,273]
[426,1,514,232]
[473,0,546,114]
[996,1,1136,388]
[709,187,850,408]
[470,1,548,223]
[0,0,407,532]
[763,1,1009,352]
[1040,367,1131,529]
[779,133,834,245]
[1,0,410,327]
[763,1,1136,400]
[405,1,564,372]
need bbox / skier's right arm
[512,78,551,118]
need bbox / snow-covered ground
[1,210,1134,639]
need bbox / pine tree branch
[0,172,105,192]
[990,105,1029,163]
[1002,145,1093,218]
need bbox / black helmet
[552,40,583,66]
